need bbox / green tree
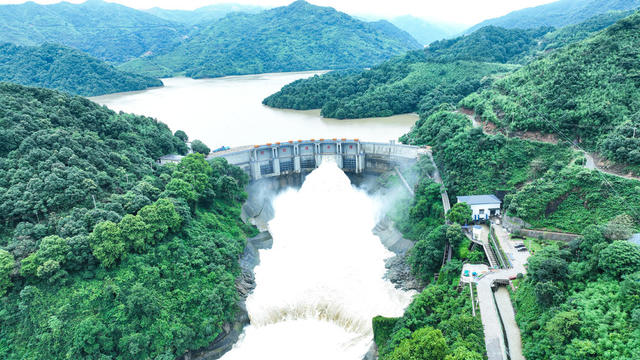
[0,249,15,296]
[545,311,581,345]
[174,130,188,142]
[447,202,472,225]
[445,347,483,360]
[173,153,214,204]
[164,178,198,204]
[190,140,210,155]
[89,221,126,268]
[528,247,568,283]
[598,241,640,279]
[534,281,563,307]
[119,214,150,253]
[137,199,182,243]
[389,327,448,360]
[68,316,115,358]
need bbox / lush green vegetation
[265,10,640,121]
[191,140,211,155]
[513,221,640,359]
[120,1,421,79]
[0,0,186,63]
[264,57,514,119]
[0,83,255,358]
[263,25,558,119]
[403,110,576,198]
[506,165,640,233]
[465,0,640,33]
[0,83,187,233]
[374,261,485,360]
[423,26,552,64]
[0,43,162,96]
[460,11,640,171]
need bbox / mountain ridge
[0,0,186,63]
[465,0,640,33]
[119,0,422,79]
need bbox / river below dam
[90,72,418,148]
[93,72,418,358]
[223,161,414,359]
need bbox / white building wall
[469,204,501,220]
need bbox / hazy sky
[0,0,558,25]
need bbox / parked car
[463,270,470,277]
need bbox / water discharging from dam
[221,161,414,360]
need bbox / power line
[517,92,640,222]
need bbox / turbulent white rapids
[221,160,415,360]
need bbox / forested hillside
[0,43,162,96]
[513,220,640,359]
[145,4,265,25]
[0,0,185,63]
[465,0,640,33]
[263,26,547,119]
[0,84,255,358]
[460,11,640,173]
[119,1,421,79]
[401,109,638,235]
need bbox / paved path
[473,223,529,360]
[476,280,506,360]
[495,287,525,360]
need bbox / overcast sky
[0,0,558,25]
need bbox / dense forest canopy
[514,221,640,359]
[0,0,186,63]
[0,43,162,96]
[263,25,552,119]
[119,0,422,79]
[0,83,187,241]
[465,0,640,33]
[0,83,255,359]
[460,11,640,172]
[423,26,552,64]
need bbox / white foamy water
[222,160,414,360]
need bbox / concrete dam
[159,139,429,181]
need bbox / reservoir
[91,72,418,148]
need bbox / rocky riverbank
[372,216,421,292]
